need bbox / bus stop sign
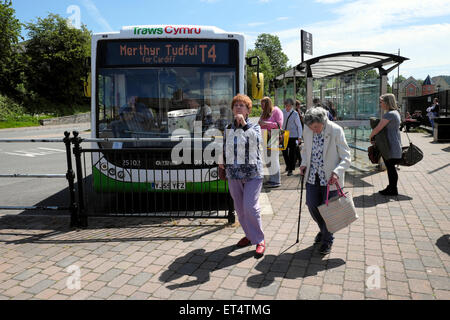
[301,30,313,56]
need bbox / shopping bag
[318,182,358,233]
[266,123,290,151]
[399,143,423,167]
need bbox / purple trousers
[228,178,264,245]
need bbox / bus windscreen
[99,41,232,67]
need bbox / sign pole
[301,30,305,63]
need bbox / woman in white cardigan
[300,107,351,255]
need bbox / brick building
[422,75,435,95]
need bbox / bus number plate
[152,182,186,190]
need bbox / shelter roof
[275,51,409,80]
[275,68,306,80]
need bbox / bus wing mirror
[246,56,259,67]
[246,56,264,100]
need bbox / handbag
[398,131,423,167]
[318,182,359,234]
[265,111,295,151]
[368,145,381,164]
[370,118,390,160]
[266,122,290,151]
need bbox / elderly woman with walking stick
[299,107,351,255]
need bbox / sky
[11,0,450,82]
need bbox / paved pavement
[0,130,449,300]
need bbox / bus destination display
[102,41,231,66]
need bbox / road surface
[0,123,90,215]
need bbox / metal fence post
[72,131,87,228]
[64,131,78,227]
[227,193,235,224]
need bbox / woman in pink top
[259,97,284,188]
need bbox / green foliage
[357,69,379,80]
[250,104,262,118]
[255,34,289,77]
[0,94,24,120]
[393,75,407,84]
[22,13,91,114]
[0,0,22,98]
[0,94,52,128]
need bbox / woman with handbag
[299,107,351,255]
[369,93,402,196]
[259,97,284,188]
[219,94,266,257]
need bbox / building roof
[398,76,420,90]
[423,75,433,85]
[432,75,450,86]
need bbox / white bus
[89,25,260,194]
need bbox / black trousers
[383,158,401,190]
[282,138,299,172]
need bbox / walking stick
[296,173,305,243]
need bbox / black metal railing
[0,131,235,228]
[70,131,234,227]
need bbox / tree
[0,0,22,98]
[255,34,289,77]
[246,48,273,98]
[357,69,379,80]
[393,75,407,83]
[22,13,91,114]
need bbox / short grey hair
[304,107,328,126]
[284,98,294,106]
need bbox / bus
[89,25,261,195]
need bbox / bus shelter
[274,51,409,169]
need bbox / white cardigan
[300,120,352,191]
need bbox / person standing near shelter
[259,97,284,188]
[369,93,402,196]
[426,98,440,133]
[219,94,266,257]
[300,107,351,254]
[326,100,337,121]
[282,98,303,176]
[295,100,304,168]
[295,100,305,128]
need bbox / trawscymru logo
[134,26,202,35]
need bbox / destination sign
[100,41,232,66]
